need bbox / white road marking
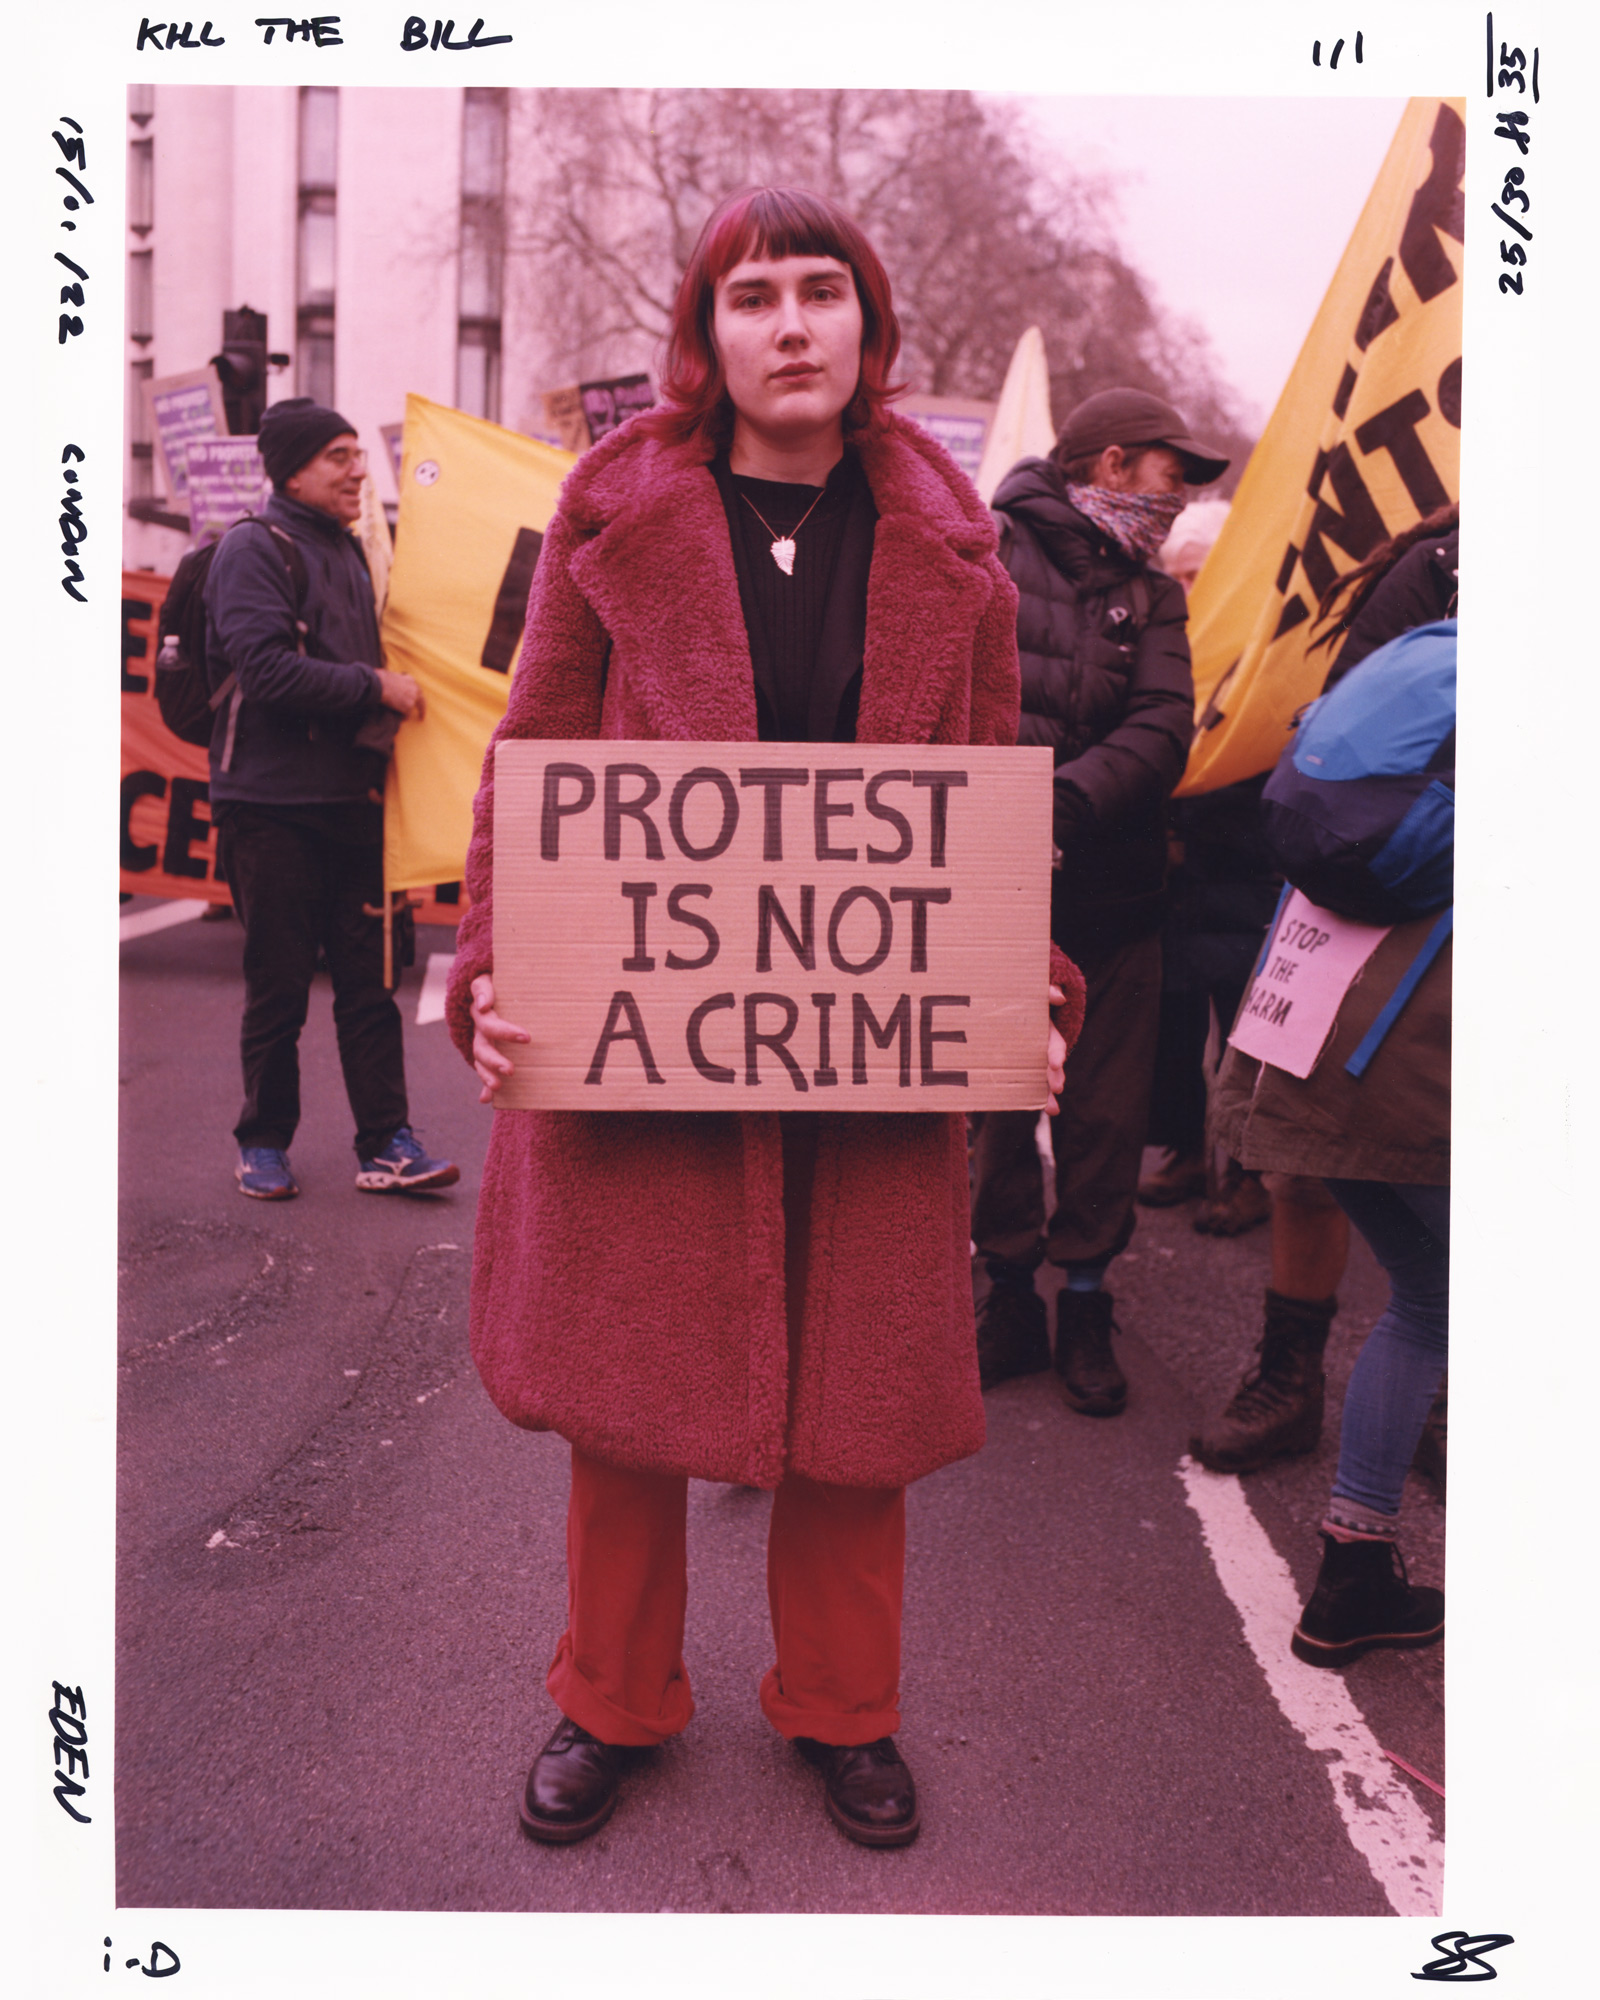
[120,898,209,942]
[1177,1455,1444,1915]
[415,951,455,1025]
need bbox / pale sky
[1004,95,1408,429]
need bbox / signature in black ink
[105,1938,182,1978]
[61,445,87,601]
[1412,1931,1516,1982]
[51,1682,90,1821]
[401,15,514,50]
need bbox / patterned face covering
[1066,480,1188,561]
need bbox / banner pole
[382,848,394,991]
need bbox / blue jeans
[1323,1180,1450,1516]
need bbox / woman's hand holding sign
[1046,984,1067,1114]
[470,972,530,1101]
[475,967,1068,1112]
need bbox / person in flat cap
[202,397,457,1202]
[971,387,1228,1413]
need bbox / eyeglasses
[322,446,368,471]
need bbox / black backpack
[1260,619,1455,927]
[154,518,308,768]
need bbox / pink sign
[1228,889,1391,1079]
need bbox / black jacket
[993,457,1195,949]
[1325,526,1459,687]
[203,491,389,806]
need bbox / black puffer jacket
[993,457,1195,950]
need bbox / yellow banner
[1179,97,1463,795]
[381,394,576,891]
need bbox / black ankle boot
[1189,1290,1335,1472]
[974,1259,1049,1390]
[1290,1532,1445,1668]
[1053,1288,1127,1416]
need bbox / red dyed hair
[639,186,904,452]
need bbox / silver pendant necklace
[740,486,826,576]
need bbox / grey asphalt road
[116,903,1444,1916]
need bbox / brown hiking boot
[1054,1288,1127,1416]
[1189,1290,1335,1472]
[1137,1148,1208,1207]
[1193,1158,1271,1236]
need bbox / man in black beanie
[203,397,458,1201]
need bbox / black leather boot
[518,1716,640,1843]
[974,1259,1049,1390]
[1188,1290,1334,1472]
[1290,1533,1445,1668]
[794,1736,921,1846]
[1053,1288,1127,1416]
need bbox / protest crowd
[127,141,1455,1860]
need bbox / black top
[710,450,877,743]
[1325,527,1460,689]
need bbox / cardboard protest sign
[899,394,996,484]
[184,436,270,543]
[578,372,655,443]
[539,386,591,454]
[142,366,226,505]
[1179,97,1462,794]
[1228,888,1390,1078]
[492,740,1054,1111]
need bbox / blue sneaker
[236,1146,299,1200]
[356,1125,460,1194]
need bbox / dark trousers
[1146,973,1247,1157]
[217,804,408,1159]
[971,931,1162,1271]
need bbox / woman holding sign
[447,187,1082,1847]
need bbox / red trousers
[547,1444,906,1748]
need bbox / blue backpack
[1260,619,1455,928]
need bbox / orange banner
[119,568,466,926]
[120,571,229,905]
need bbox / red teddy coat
[445,412,1086,1491]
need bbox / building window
[129,249,153,344]
[130,358,154,500]
[129,137,154,235]
[456,88,507,423]
[297,86,338,406]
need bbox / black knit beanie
[258,397,359,489]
